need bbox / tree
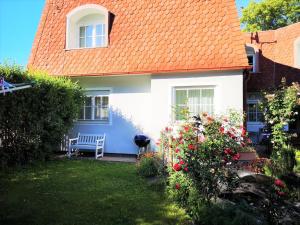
[240,0,300,32]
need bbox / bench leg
[95,147,104,159]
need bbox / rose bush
[160,111,251,221]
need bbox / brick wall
[244,22,300,92]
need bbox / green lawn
[0,160,189,225]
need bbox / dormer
[66,4,109,50]
[245,44,259,73]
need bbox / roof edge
[65,66,250,77]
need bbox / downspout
[244,69,251,129]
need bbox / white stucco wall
[71,70,244,154]
[71,75,152,154]
[150,70,244,140]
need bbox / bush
[194,201,266,225]
[137,153,161,177]
[0,64,84,167]
[163,112,248,204]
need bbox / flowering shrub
[136,152,162,177]
[161,111,249,211]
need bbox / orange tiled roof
[28,0,249,77]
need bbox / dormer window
[66,4,109,50]
[79,24,106,48]
[245,45,259,73]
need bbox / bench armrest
[96,139,104,147]
[69,138,78,145]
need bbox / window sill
[65,46,108,51]
[76,120,111,125]
[247,121,264,125]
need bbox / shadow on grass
[0,160,190,225]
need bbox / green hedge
[0,64,84,167]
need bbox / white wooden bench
[68,133,105,159]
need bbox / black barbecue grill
[134,134,150,155]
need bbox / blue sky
[0,0,251,67]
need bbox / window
[79,92,109,122]
[66,4,109,49]
[245,45,258,73]
[174,87,214,120]
[247,102,263,122]
[247,93,263,122]
[79,24,106,48]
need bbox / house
[28,0,249,155]
[244,22,300,142]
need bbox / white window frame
[78,23,106,48]
[245,44,259,73]
[247,99,264,124]
[66,4,109,50]
[78,88,111,124]
[172,86,215,121]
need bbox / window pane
[79,27,85,38]
[95,36,102,47]
[248,103,256,113]
[85,106,92,120]
[86,37,93,48]
[96,24,103,35]
[86,25,93,37]
[188,89,201,116]
[79,107,84,120]
[247,55,254,65]
[176,90,187,105]
[79,37,85,48]
[85,97,92,106]
[102,96,109,106]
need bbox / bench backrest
[77,133,105,145]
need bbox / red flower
[274,179,285,188]
[175,148,180,153]
[179,160,185,165]
[223,118,228,122]
[224,148,233,155]
[233,153,240,161]
[228,132,236,139]
[165,127,169,132]
[219,127,225,134]
[240,142,246,147]
[188,144,196,150]
[241,128,246,137]
[184,126,190,132]
[184,167,188,172]
[175,183,181,190]
[173,163,182,171]
[207,116,214,122]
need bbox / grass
[0,160,189,225]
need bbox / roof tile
[29,0,248,76]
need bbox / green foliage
[137,153,161,177]
[241,0,300,32]
[194,201,266,225]
[162,111,251,222]
[0,64,84,167]
[260,80,299,175]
